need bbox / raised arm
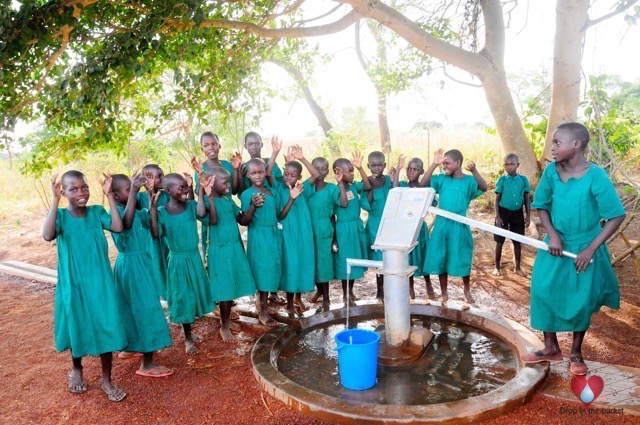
[421,149,444,187]
[391,154,406,188]
[183,172,195,200]
[465,160,488,192]
[123,173,145,229]
[42,175,62,241]
[230,151,242,195]
[352,151,371,191]
[149,191,161,239]
[278,181,304,220]
[265,135,282,186]
[102,173,123,233]
[335,168,348,208]
[291,145,320,184]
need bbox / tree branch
[587,0,638,28]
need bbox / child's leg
[100,352,126,402]
[425,275,436,299]
[294,293,307,313]
[341,280,357,307]
[521,331,563,364]
[438,273,448,305]
[219,300,237,342]
[182,323,197,355]
[67,355,86,394]
[375,274,384,300]
[320,282,330,312]
[409,276,416,300]
[493,242,504,275]
[259,291,278,326]
[462,275,475,304]
[513,242,525,276]
[286,292,296,316]
[569,331,588,375]
[310,283,323,303]
[138,352,174,377]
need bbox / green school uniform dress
[112,206,172,353]
[303,179,337,282]
[496,173,530,211]
[333,182,369,280]
[137,190,170,299]
[241,187,283,292]
[53,206,127,357]
[399,182,430,276]
[158,200,214,324]
[530,163,624,332]
[194,160,235,259]
[273,180,315,293]
[424,174,485,277]
[207,197,256,302]
[242,159,283,192]
[365,175,392,261]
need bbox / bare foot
[259,312,279,327]
[409,286,416,300]
[185,339,198,355]
[321,301,330,312]
[294,297,308,312]
[492,268,501,276]
[441,294,449,308]
[461,303,471,311]
[220,325,238,342]
[229,321,241,331]
[286,306,297,317]
[464,291,476,304]
[309,291,322,303]
[343,298,357,307]
[191,333,204,342]
[426,285,437,300]
[514,268,526,277]
[349,292,359,302]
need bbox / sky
[258,1,640,138]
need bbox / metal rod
[346,259,383,275]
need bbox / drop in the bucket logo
[570,375,604,407]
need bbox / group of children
[45,122,626,401]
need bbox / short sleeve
[522,175,531,193]
[53,209,63,236]
[99,206,112,230]
[429,174,445,193]
[467,176,484,200]
[156,207,166,238]
[398,181,409,188]
[302,179,313,201]
[591,166,625,220]
[232,202,241,218]
[189,199,207,223]
[531,163,554,211]
[138,209,151,228]
[495,176,504,194]
[241,190,253,212]
[352,181,364,198]
[331,185,342,207]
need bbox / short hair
[312,157,329,168]
[207,166,230,180]
[504,153,519,163]
[61,170,86,189]
[246,157,266,172]
[285,161,303,175]
[444,149,463,164]
[368,151,385,163]
[111,174,130,192]
[244,131,262,144]
[332,158,351,171]
[408,158,424,170]
[163,173,186,187]
[200,131,219,145]
[142,164,163,174]
[556,122,590,149]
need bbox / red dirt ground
[0,209,638,424]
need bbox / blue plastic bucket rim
[335,329,381,346]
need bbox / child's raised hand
[351,151,363,168]
[271,135,282,153]
[230,151,243,170]
[433,148,445,165]
[190,156,204,174]
[289,181,304,199]
[291,145,304,160]
[150,189,161,207]
[203,175,215,197]
[335,167,344,184]
[182,172,193,188]
[389,167,397,180]
[397,154,407,170]
[50,174,62,199]
[101,173,113,196]
[251,193,265,208]
[144,170,155,192]
[132,172,146,192]
[284,146,295,163]
[465,160,477,173]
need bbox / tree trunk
[542,0,589,163]
[377,91,391,155]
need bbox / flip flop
[67,372,87,394]
[135,366,174,378]
[569,356,588,375]
[118,351,143,359]
[521,350,563,364]
[101,384,127,402]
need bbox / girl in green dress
[521,123,625,376]
[110,174,173,377]
[332,154,373,306]
[422,149,488,306]
[198,167,256,342]
[43,170,127,402]
[150,173,214,355]
[305,157,339,312]
[392,155,435,300]
[136,164,170,300]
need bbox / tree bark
[542,0,589,163]
[377,92,391,155]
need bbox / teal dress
[530,163,624,332]
[242,159,282,192]
[241,187,283,292]
[194,160,235,260]
[399,182,430,277]
[424,174,484,277]
[207,197,256,302]
[273,181,315,293]
[53,206,127,357]
[303,179,337,282]
[158,200,214,324]
[365,175,391,261]
[333,183,369,280]
[112,206,172,353]
[137,190,170,299]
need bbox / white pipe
[429,206,582,260]
[346,258,382,275]
[382,250,411,347]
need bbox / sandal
[101,384,127,402]
[569,356,588,376]
[67,372,87,394]
[521,350,563,364]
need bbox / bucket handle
[336,342,344,351]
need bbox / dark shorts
[494,206,525,243]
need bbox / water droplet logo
[570,375,604,407]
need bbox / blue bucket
[335,329,380,390]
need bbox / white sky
[259,1,640,137]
